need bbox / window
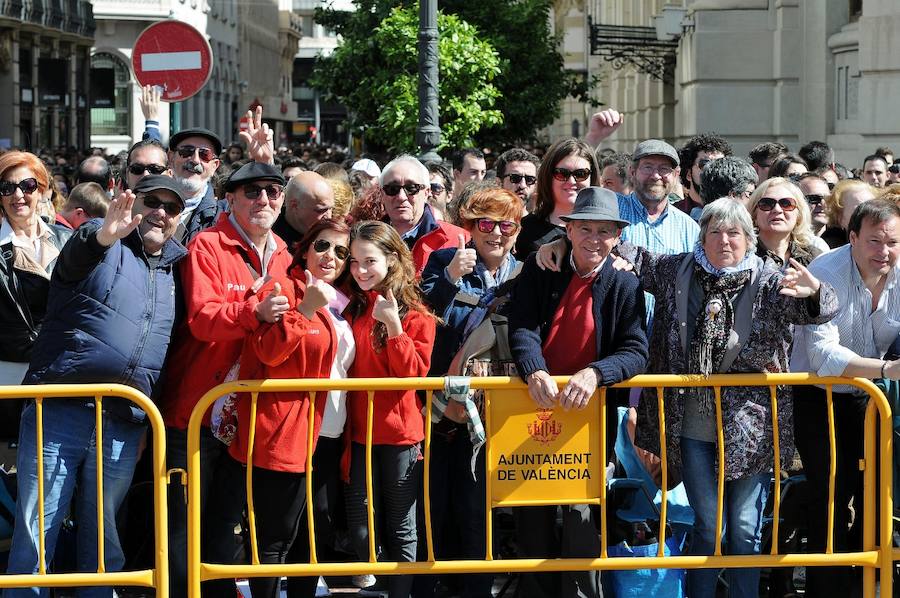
[89,52,130,136]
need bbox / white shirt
[791,244,900,393]
[0,217,51,264]
[318,288,355,438]
[227,213,277,277]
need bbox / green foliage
[312,3,502,152]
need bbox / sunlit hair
[533,138,600,221]
[0,151,50,196]
[458,188,524,229]
[747,177,816,252]
[347,221,435,348]
[698,199,757,254]
[379,154,429,186]
[826,179,875,229]
[327,178,354,221]
[879,183,900,207]
[291,218,351,288]
[347,184,386,224]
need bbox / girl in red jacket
[228,219,354,598]
[345,221,437,598]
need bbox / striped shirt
[618,192,699,320]
[790,244,900,393]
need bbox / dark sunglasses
[313,238,350,260]
[503,173,537,186]
[429,182,445,195]
[142,194,183,216]
[175,145,217,162]
[475,218,519,237]
[128,163,167,176]
[382,182,426,196]
[804,194,825,206]
[890,164,900,174]
[242,184,284,200]
[827,182,835,191]
[757,197,797,212]
[0,177,39,196]
[551,168,592,182]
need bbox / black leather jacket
[0,222,73,362]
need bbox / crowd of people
[1,96,900,598]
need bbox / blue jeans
[680,437,769,598]
[5,400,145,598]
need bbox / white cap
[351,158,381,178]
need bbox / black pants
[793,386,868,597]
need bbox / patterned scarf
[688,262,751,415]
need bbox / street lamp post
[416,0,441,162]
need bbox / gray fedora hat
[560,187,630,226]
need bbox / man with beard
[167,127,225,244]
[495,148,540,211]
[677,133,732,220]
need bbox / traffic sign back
[132,20,213,102]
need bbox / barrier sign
[488,387,601,504]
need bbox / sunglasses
[804,194,825,206]
[503,173,537,186]
[697,158,715,169]
[128,163,167,176]
[175,145,217,163]
[890,164,900,174]
[382,182,426,196]
[429,182,445,195]
[551,168,592,183]
[0,177,39,197]
[242,184,284,200]
[142,194,183,216]
[313,238,350,260]
[757,197,797,212]
[475,218,519,237]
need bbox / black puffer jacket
[0,222,73,363]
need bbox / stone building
[0,0,96,149]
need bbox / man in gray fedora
[507,186,649,598]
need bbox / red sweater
[542,272,598,375]
[160,218,292,430]
[229,277,337,473]
[347,292,436,445]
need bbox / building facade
[0,0,95,149]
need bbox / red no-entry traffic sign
[131,20,213,102]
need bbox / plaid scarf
[688,263,751,415]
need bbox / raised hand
[779,258,821,298]
[140,85,161,121]
[373,288,403,338]
[96,190,142,247]
[256,281,290,323]
[585,108,624,147]
[239,106,274,165]
[298,270,337,319]
[446,234,477,281]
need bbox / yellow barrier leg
[862,402,875,597]
[306,391,318,565]
[36,397,46,575]
[95,396,106,574]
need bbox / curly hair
[679,133,733,188]
[348,184,386,224]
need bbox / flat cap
[132,175,186,206]
[632,139,680,167]
[224,161,286,192]
[169,128,223,156]
[560,187,629,226]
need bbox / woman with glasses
[419,188,525,597]
[0,151,72,435]
[228,218,355,598]
[747,177,829,269]
[514,138,599,257]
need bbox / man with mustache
[167,127,225,245]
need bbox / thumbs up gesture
[373,288,403,338]
[446,234,476,282]
[298,270,337,319]
[255,281,290,323]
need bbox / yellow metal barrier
[0,384,169,596]
[186,373,893,597]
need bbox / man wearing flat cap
[158,161,295,597]
[167,127,225,244]
[508,187,649,598]
[7,176,190,594]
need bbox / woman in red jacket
[345,220,437,598]
[228,219,353,598]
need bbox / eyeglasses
[502,173,537,186]
[551,168,592,182]
[313,238,350,260]
[637,164,675,177]
[175,145,217,163]
[128,163,167,176]
[0,177,39,196]
[697,158,715,169]
[242,184,284,200]
[475,218,519,237]
[382,182,426,196]
[430,182,446,195]
[757,197,797,212]
[804,194,825,206]
[141,194,183,216]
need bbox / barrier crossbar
[0,384,169,595]
[187,373,893,597]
